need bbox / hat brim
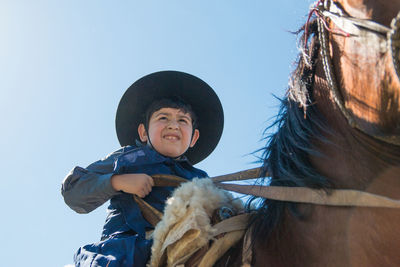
[115,71,224,164]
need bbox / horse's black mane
[247,20,334,243]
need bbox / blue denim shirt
[102,145,207,239]
[62,145,207,266]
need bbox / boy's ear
[138,124,148,142]
[189,129,200,148]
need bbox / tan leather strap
[193,213,252,267]
[152,174,188,187]
[211,168,263,183]
[198,230,245,267]
[212,213,251,237]
[132,174,188,227]
[136,168,400,229]
[216,183,400,208]
[241,227,253,267]
[133,195,163,227]
[152,168,264,186]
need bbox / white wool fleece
[149,178,244,266]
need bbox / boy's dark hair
[143,96,198,130]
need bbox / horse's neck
[254,186,400,267]
[253,132,400,267]
[252,69,400,267]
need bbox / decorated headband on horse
[115,70,224,164]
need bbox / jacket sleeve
[61,148,125,214]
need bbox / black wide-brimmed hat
[115,70,224,164]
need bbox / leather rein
[135,167,400,227]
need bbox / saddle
[135,178,250,267]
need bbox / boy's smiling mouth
[163,134,180,141]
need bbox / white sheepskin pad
[149,178,243,267]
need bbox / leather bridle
[313,0,400,146]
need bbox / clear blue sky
[0,1,312,266]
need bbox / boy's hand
[111,173,154,198]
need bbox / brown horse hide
[329,0,400,139]
[216,0,400,266]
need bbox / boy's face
[138,107,200,158]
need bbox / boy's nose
[167,120,179,129]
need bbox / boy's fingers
[149,177,155,187]
[145,176,154,192]
[146,182,152,193]
[144,185,149,194]
[144,176,153,185]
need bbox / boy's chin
[163,152,184,159]
[158,148,187,159]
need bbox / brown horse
[216,0,400,266]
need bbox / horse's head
[216,3,400,266]
[315,0,400,145]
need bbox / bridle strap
[317,16,355,127]
[320,0,390,36]
[314,0,400,146]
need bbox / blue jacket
[61,145,207,267]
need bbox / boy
[61,71,224,267]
